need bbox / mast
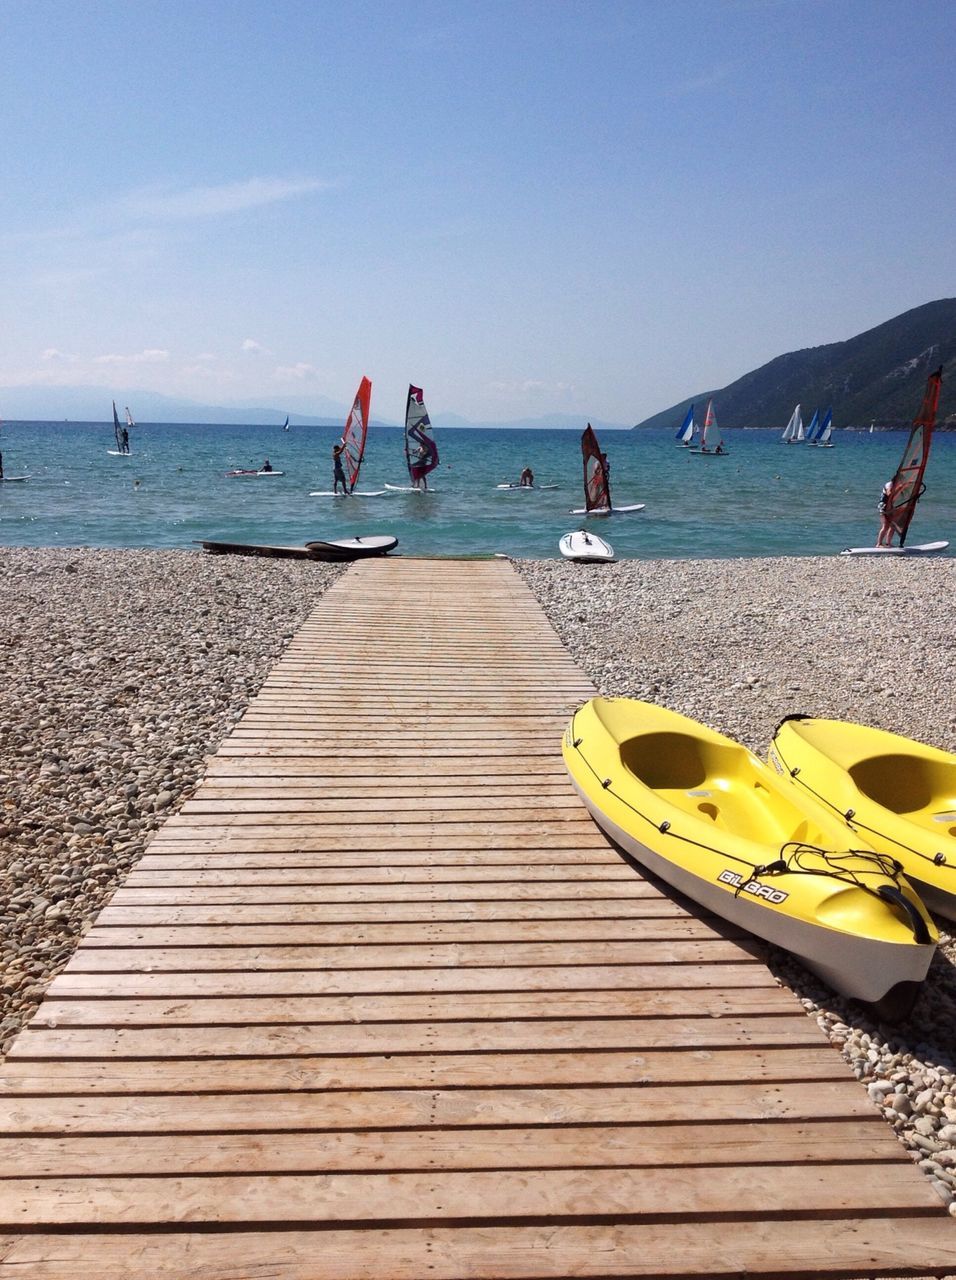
[581,424,611,511]
[340,377,372,492]
[404,385,439,485]
[884,367,943,547]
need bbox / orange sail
[341,377,372,492]
[886,367,942,546]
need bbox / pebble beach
[1,547,955,1211]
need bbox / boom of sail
[340,377,372,492]
[404,385,439,485]
[884,366,943,547]
[582,424,611,511]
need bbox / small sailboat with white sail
[125,406,135,430]
[689,399,726,455]
[781,404,804,444]
[674,404,696,447]
[570,424,645,516]
[107,401,131,456]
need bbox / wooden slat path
[1,558,954,1279]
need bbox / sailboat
[282,415,290,431]
[689,399,726,455]
[125,406,135,429]
[386,385,439,491]
[674,404,696,447]
[107,400,131,456]
[803,409,820,443]
[842,367,948,556]
[807,408,834,448]
[570,424,645,516]
[781,404,804,443]
[309,377,385,498]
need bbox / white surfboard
[225,469,284,478]
[305,535,398,561]
[559,530,615,562]
[107,450,132,457]
[841,541,949,557]
[309,489,388,498]
[0,474,30,482]
[384,483,436,493]
[496,482,560,490]
[570,503,645,517]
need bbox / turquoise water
[1,421,953,558]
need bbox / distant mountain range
[0,385,625,433]
[634,298,956,431]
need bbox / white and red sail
[701,399,722,450]
[404,385,439,485]
[581,424,611,511]
[340,376,372,492]
[885,367,943,546]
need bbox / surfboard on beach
[841,541,949,557]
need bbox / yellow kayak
[770,716,956,921]
[564,699,937,1020]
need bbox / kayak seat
[849,753,956,818]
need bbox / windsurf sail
[404,385,439,485]
[340,376,372,492]
[884,366,943,547]
[817,408,833,445]
[112,401,124,451]
[125,406,135,429]
[781,404,803,442]
[282,415,290,430]
[582,424,611,511]
[804,409,820,442]
[701,399,722,450]
[675,404,695,445]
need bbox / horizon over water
[0,421,953,559]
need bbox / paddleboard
[107,450,132,457]
[559,530,615,562]
[496,482,560,490]
[0,475,30,482]
[309,489,388,498]
[570,503,645,516]
[225,469,284,477]
[384,483,435,492]
[305,535,398,561]
[841,541,949,557]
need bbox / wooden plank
[0,1046,854,1095]
[5,1219,954,1280]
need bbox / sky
[1,0,954,425]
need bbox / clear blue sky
[1,0,953,424]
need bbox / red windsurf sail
[404,385,439,484]
[582,424,611,511]
[885,366,942,546]
[341,377,372,492]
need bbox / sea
[1,420,954,559]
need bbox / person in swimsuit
[120,427,130,454]
[332,441,348,494]
[261,459,273,472]
[877,479,898,546]
[519,466,534,487]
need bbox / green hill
[634,298,956,431]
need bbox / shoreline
[1,548,954,1211]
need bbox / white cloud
[93,349,170,366]
[241,339,262,354]
[274,362,318,381]
[119,177,332,223]
[42,347,76,362]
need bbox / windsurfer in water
[332,441,348,494]
[413,442,431,490]
[261,459,273,472]
[120,427,130,454]
[519,466,534,487]
[877,479,899,546]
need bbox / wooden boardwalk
[1,558,954,1278]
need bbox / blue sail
[675,404,695,444]
[804,409,820,442]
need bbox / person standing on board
[332,440,348,494]
[877,479,898,546]
[120,426,130,454]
